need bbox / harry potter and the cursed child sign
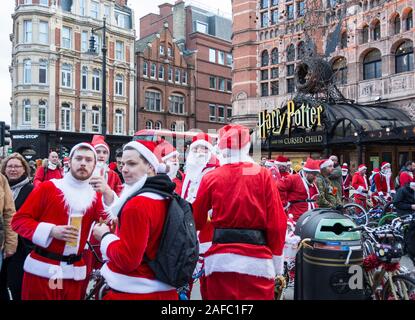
[258,100,324,140]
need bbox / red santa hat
[358,164,367,172]
[341,164,348,171]
[302,158,321,173]
[320,159,334,169]
[123,140,167,173]
[91,135,110,153]
[381,162,390,170]
[156,140,180,162]
[63,157,70,164]
[189,132,213,152]
[217,124,251,151]
[275,155,289,166]
[69,142,97,160]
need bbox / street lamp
[88,17,108,138]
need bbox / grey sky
[0,0,231,125]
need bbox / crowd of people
[0,126,414,300]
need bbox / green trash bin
[294,209,365,300]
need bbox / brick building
[232,0,415,172]
[10,0,135,160]
[136,1,233,134]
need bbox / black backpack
[119,188,199,288]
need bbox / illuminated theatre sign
[258,100,325,146]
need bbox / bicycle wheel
[378,213,398,226]
[382,274,415,300]
[342,203,368,226]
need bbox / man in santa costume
[11,143,105,300]
[192,124,287,300]
[33,151,63,187]
[373,162,396,204]
[351,164,369,209]
[63,157,70,176]
[342,163,352,201]
[277,158,320,221]
[92,140,178,300]
[157,140,185,195]
[275,155,290,179]
[398,161,415,188]
[265,160,281,183]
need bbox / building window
[395,40,414,73]
[23,59,31,84]
[261,83,268,96]
[363,49,382,80]
[81,31,88,52]
[227,107,232,121]
[393,15,401,35]
[170,122,176,132]
[115,41,124,61]
[23,20,32,43]
[271,10,278,25]
[271,0,278,6]
[261,50,269,66]
[261,69,268,80]
[287,78,295,93]
[271,48,279,64]
[261,0,269,9]
[143,61,148,77]
[145,120,153,130]
[195,21,208,33]
[39,21,48,44]
[80,0,86,16]
[209,76,216,89]
[218,78,225,91]
[159,45,165,56]
[40,0,48,5]
[218,51,225,65]
[340,32,347,49]
[104,5,111,20]
[90,1,99,19]
[218,106,225,122]
[145,90,162,111]
[61,103,71,131]
[92,34,101,54]
[404,9,413,31]
[226,53,232,66]
[297,41,305,59]
[168,46,173,57]
[115,110,124,134]
[271,81,279,95]
[227,79,232,92]
[115,75,124,96]
[92,69,100,91]
[209,105,216,121]
[168,66,173,82]
[23,100,31,123]
[182,71,188,84]
[362,25,369,44]
[287,4,294,20]
[297,1,305,17]
[155,121,162,130]
[271,67,279,79]
[287,44,295,62]
[91,106,100,133]
[287,64,295,76]
[62,26,72,49]
[209,48,216,63]
[81,66,88,90]
[81,105,87,132]
[150,63,156,78]
[261,12,269,28]
[61,63,72,88]
[332,57,348,84]
[175,69,180,83]
[116,12,130,29]
[169,94,185,114]
[39,60,47,84]
[38,100,46,129]
[372,20,381,41]
[158,65,165,80]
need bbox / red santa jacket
[399,170,414,187]
[33,166,63,188]
[99,191,176,294]
[351,173,369,200]
[193,163,287,278]
[11,177,104,281]
[173,170,185,195]
[277,172,319,221]
[342,174,352,198]
[106,169,123,196]
[374,173,395,195]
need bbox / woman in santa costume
[351,164,369,209]
[373,162,396,205]
[277,158,320,221]
[92,140,178,300]
[192,124,287,300]
[11,143,105,300]
[342,163,352,201]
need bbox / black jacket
[393,185,415,216]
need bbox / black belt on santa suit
[34,246,82,265]
[289,199,316,204]
[213,228,267,246]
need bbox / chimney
[173,0,185,46]
[159,3,174,18]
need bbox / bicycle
[84,241,109,300]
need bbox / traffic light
[0,121,11,146]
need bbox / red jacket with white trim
[351,173,368,200]
[374,173,395,195]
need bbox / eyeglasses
[6,165,23,169]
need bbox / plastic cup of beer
[68,214,82,247]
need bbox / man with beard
[33,151,63,187]
[277,158,320,221]
[316,159,342,209]
[373,162,396,204]
[11,143,105,300]
[158,140,185,195]
[275,156,290,179]
[328,155,343,204]
[342,163,352,201]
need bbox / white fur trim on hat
[189,139,213,152]
[69,143,97,160]
[381,162,390,170]
[320,159,334,169]
[94,143,110,153]
[220,143,255,165]
[275,161,288,166]
[358,165,367,172]
[162,151,180,162]
[124,141,161,173]
[303,166,320,173]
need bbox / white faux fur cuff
[273,255,285,276]
[32,222,55,248]
[100,233,120,261]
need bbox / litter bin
[294,209,364,300]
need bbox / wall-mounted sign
[258,100,324,139]
[12,134,39,140]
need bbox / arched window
[372,20,381,41]
[145,120,153,130]
[61,103,71,131]
[38,100,47,129]
[403,9,413,31]
[393,14,401,35]
[362,25,369,43]
[340,32,347,49]
[363,49,382,80]
[23,99,31,123]
[170,122,176,132]
[115,74,124,96]
[155,121,162,130]
[61,63,72,88]
[332,57,348,85]
[261,50,269,66]
[395,40,414,73]
[39,60,47,84]
[23,59,31,84]
[91,106,100,133]
[115,109,124,134]
[271,48,279,64]
[81,66,88,90]
[297,41,305,60]
[287,44,295,62]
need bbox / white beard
[48,162,57,170]
[185,151,211,181]
[167,162,180,180]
